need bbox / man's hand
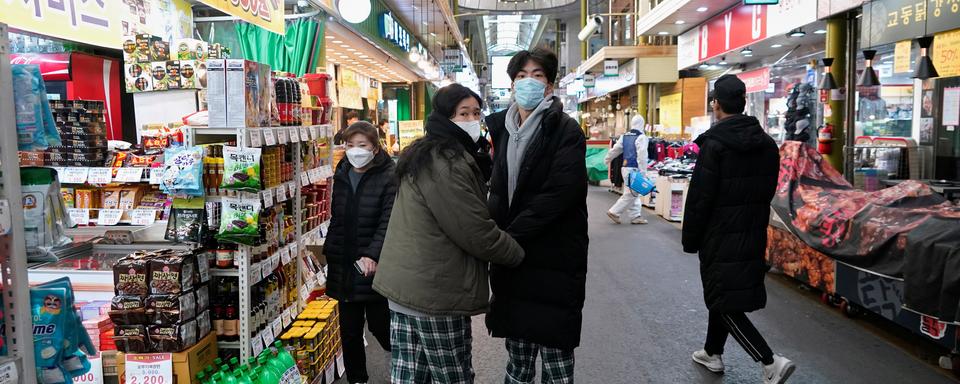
[358,256,378,277]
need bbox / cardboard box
[151,37,169,62]
[206,59,227,127]
[150,62,169,91]
[116,332,218,384]
[208,43,225,59]
[135,34,152,63]
[122,35,141,63]
[179,60,199,89]
[173,38,208,61]
[226,59,262,128]
[125,63,153,93]
[259,64,272,126]
[165,61,182,90]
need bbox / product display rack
[0,22,38,381]
[189,123,334,362]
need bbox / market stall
[0,0,378,382]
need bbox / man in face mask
[484,48,589,384]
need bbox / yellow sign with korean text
[659,93,683,132]
[196,0,285,35]
[894,40,912,73]
[933,29,960,79]
[397,120,425,151]
[0,0,123,48]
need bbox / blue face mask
[513,78,547,110]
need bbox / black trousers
[704,311,774,365]
[339,300,391,383]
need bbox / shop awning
[576,45,678,84]
[326,21,422,83]
[634,0,740,36]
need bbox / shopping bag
[628,169,655,196]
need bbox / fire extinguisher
[818,123,835,154]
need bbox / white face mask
[345,147,375,169]
[454,120,482,142]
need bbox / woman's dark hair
[507,48,559,84]
[396,84,482,179]
[432,83,483,118]
[345,110,359,121]
[379,119,389,127]
[341,121,383,152]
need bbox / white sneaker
[606,211,621,224]
[763,355,796,384]
[692,350,724,373]
[631,217,648,225]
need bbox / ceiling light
[771,43,783,48]
[789,28,806,37]
[813,29,827,34]
[698,63,709,69]
[340,45,350,48]
[409,51,421,63]
[674,20,685,25]
[741,47,753,55]
[325,35,334,40]
[658,31,669,35]
[332,40,343,44]
[696,6,708,12]
[339,0,371,24]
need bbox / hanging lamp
[819,58,838,90]
[913,36,939,79]
[339,0,371,24]
[857,50,881,87]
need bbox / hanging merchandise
[217,197,262,245]
[31,277,95,384]
[221,146,262,192]
[161,146,205,196]
[22,168,72,263]
[11,64,61,151]
[165,198,207,244]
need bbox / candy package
[217,197,261,245]
[221,146,262,192]
[160,146,204,196]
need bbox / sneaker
[631,217,649,225]
[606,211,621,224]
[763,355,796,384]
[692,350,724,373]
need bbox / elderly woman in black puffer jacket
[324,121,395,384]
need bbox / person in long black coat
[324,122,395,384]
[484,48,588,383]
[682,75,795,384]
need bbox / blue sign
[379,12,411,52]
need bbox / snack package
[149,252,196,295]
[37,278,94,377]
[114,325,148,353]
[221,146,262,192]
[31,287,69,383]
[114,254,150,296]
[22,168,72,262]
[150,62,169,91]
[217,197,261,245]
[165,207,205,243]
[12,64,61,150]
[109,295,147,325]
[160,146,204,196]
[146,292,197,325]
[148,319,197,352]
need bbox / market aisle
[349,186,957,383]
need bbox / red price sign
[125,353,172,384]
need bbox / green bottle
[229,357,240,370]
[233,368,253,384]
[210,372,224,384]
[260,350,286,379]
[219,366,238,384]
[196,371,207,384]
[256,355,281,384]
[272,341,297,371]
[247,357,260,375]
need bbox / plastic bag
[160,146,204,196]
[221,146,262,192]
[217,197,261,245]
[12,64,61,151]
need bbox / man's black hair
[345,111,359,121]
[507,48,559,84]
[711,75,747,114]
[379,118,389,126]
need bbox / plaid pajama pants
[504,338,575,384]
[390,311,475,384]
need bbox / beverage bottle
[209,371,224,384]
[224,302,239,341]
[219,366,238,384]
[234,368,253,384]
[229,357,240,371]
[196,371,207,384]
[256,355,282,384]
[272,341,297,371]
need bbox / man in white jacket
[605,115,650,224]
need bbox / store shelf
[217,340,241,349]
[210,268,239,277]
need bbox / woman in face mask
[373,84,525,384]
[324,121,395,384]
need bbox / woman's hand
[358,256,378,277]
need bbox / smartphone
[354,260,367,276]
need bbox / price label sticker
[310,125,319,140]
[282,308,292,328]
[75,353,103,384]
[291,243,299,258]
[251,264,262,283]
[299,126,310,142]
[125,353,172,384]
[300,288,310,303]
[276,185,287,202]
[263,128,277,146]
[62,167,89,184]
[300,172,310,186]
[308,168,322,183]
[262,327,275,347]
[87,168,113,184]
[249,129,263,147]
[280,246,291,264]
[270,253,281,271]
[114,168,144,183]
[148,168,163,185]
[97,209,123,226]
[68,208,90,226]
[288,127,300,142]
[324,165,334,179]
[251,336,265,357]
[130,209,157,226]
[261,189,274,206]
[336,353,345,377]
[271,318,283,338]
[325,364,334,384]
[277,127,288,144]
[289,182,298,196]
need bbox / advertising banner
[0,0,122,48]
[397,120,424,151]
[197,0,285,35]
[737,67,771,94]
[659,93,683,132]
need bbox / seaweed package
[165,197,206,243]
[217,197,261,245]
[160,146,204,196]
[31,287,70,384]
[221,146,262,192]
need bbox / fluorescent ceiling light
[658,31,669,35]
[696,7,708,12]
[814,29,827,34]
[675,20,685,25]
[771,43,783,48]
[332,40,343,44]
